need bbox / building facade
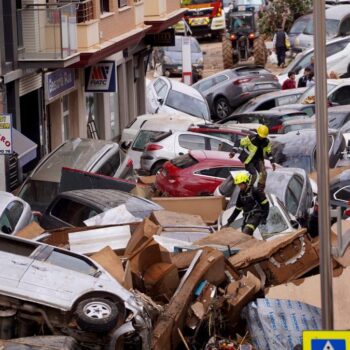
[0,0,184,191]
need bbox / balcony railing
[77,0,94,23]
[17,3,78,61]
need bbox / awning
[12,128,38,167]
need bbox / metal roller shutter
[19,72,42,97]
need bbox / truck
[174,0,226,41]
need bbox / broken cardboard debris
[90,246,126,287]
[265,266,350,330]
[225,272,261,324]
[150,210,207,230]
[229,229,319,286]
[242,298,321,350]
[68,225,131,255]
[15,221,45,239]
[151,196,226,224]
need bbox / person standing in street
[225,172,270,235]
[282,71,296,90]
[229,125,276,191]
[298,67,311,88]
[273,27,288,68]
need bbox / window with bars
[77,0,94,23]
[118,0,128,8]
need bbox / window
[97,152,121,177]
[326,38,350,57]
[236,114,261,123]
[339,18,350,35]
[214,75,229,85]
[329,86,350,105]
[276,94,300,106]
[118,0,128,8]
[62,95,69,141]
[198,167,240,179]
[195,78,216,93]
[334,185,350,202]
[285,176,304,216]
[208,138,232,152]
[100,0,110,13]
[0,201,24,234]
[132,130,168,151]
[0,236,37,257]
[256,100,276,111]
[302,107,315,117]
[166,90,209,119]
[46,250,98,276]
[51,198,100,227]
[178,134,206,150]
[171,154,198,169]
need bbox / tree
[258,0,312,37]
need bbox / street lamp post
[313,0,334,330]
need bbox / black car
[216,110,309,133]
[192,65,280,120]
[233,88,306,113]
[40,189,163,229]
[270,129,347,173]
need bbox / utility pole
[313,0,334,329]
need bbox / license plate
[190,17,209,26]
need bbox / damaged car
[0,233,156,349]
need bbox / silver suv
[0,233,153,348]
[18,138,134,212]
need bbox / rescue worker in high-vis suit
[229,124,276,190]
[225,172,269,236]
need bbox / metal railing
[76,0,94,23]
[17,2,78,61]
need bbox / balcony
[144,0,185,34]
[17,3,80,68]
[133,0,145,27]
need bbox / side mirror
[121,141,132,150]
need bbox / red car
[155,150,245,197]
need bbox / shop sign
[45,69,76,102]
[85,61,116,92]
[146,28,176,47]
[0,114,13,155]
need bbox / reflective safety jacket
[236,135,274,165]
[227,187,269,224]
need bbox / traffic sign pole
[313,0,334,330]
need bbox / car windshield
[230,206,289,238]
[132,130,168,151]
[283,122,315,133]
[171,153,198,168]
[298,83,337,103]
[166,90,210,119]
[328,112,348,129]
[304,18,340,37]
[163,37,201,53]
[18,180,59,213]
[236,0,264,5]
[289,17,309,34]
[229,14,253,30]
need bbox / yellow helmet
[257,125,269,138]
[233,172,250,185]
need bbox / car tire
[151,161,165,175]
[75,298,120,333]
[214,97,232,120]
[222,37,234,69]
[253,36,267,67]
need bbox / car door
[19,248,100,309]
[207,137,233,152]
[146,78,169,113]
[0,236,37,289]
[285,175,305,218]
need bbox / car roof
[282,117,315,126]
[245,87,306,102]
[328,105,350,113]
[190,150,235,162]
[58,189,162,211]
[237,109,307,117]
[140,115,199,131]
[325,4,350,18]
[31,138,118,183]
[162,77,204,100]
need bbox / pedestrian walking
[225,172,270,235]
[282,71,296,90]
[273,27,289,68]
[297,67,312,88]
[229,125,276,190]
[306,56,315,74]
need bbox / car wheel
[75,298,120,333]
[215,97,232,119]
[151,161,165,175]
